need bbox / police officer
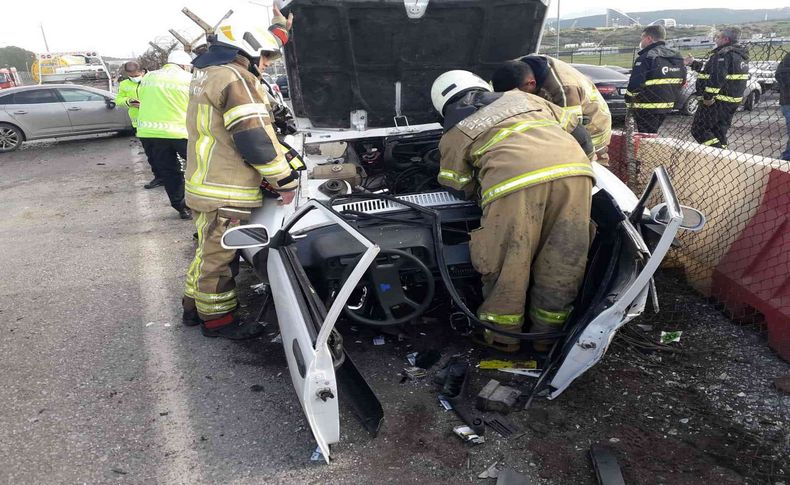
[491,55,612,164]
[182,7,300,339]
[432,70,595,353]
[626,25,686,133]
[136,50,193,218]
[686,27,749,149]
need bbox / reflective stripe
[715,94,742,103]
[190,104,215,186]
[223,103,270,129]
[644,78,684,85]
[438,169,472,185]
[624,90,639,97]
[704,87,721,94]
[698,73,711,79]
[481,163,595,206]
[702,137,720,146]
[558,109,575,130]
[530,307,570,326]
[185,180,262,202]
[137,120,188,137]
[184,211,209,299]
[196,299,238,316]
[252,157,290,176]
[479,312,524,326]
[473,119,560,160]
[591,128,611,147]
[725,74,749,80]
[194,289,237,303]
[628,102,675,109]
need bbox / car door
[264,200,380,463]
[57,87,126,132]
[1,88,71,139]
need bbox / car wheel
[682,96,699,116]
[0,123,24,153]
[744,91,759,111]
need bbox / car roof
[0,84,110,96]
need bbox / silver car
[0,84,132,153]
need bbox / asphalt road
[0,135,344,484]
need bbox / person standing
[136,50,193,219]
[625,25,686,133]
[116,61,163,189]
[491,55,611,163]
[777,52,790,161]
[686,27,749,149]
[432,70,595,353]
[182,7,299,339]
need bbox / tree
[0,46,36,71]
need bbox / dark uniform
[625,41,686,133]
[689,43,749,149]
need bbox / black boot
[178,207,193,220]
[201,314,265,340]
[182,307,201,327]
[144,177,164,189]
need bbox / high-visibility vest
[136,64,191,139]
[115,78,142,128]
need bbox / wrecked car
[220,0,706,462]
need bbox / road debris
[373,335,386,346]
[309,446,324,462]
[589,444,626,485]
[660,331,683,344]
[453,425,485,445]
[476,379,521,414]
[478,462,499,479]
[438,396,453,411]
[496,468,530,485]
[485,415,520,437]
[402,367,427,380]
[478,359,537,370]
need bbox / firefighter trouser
[183,210,241,321]
[141,138,187,209]
[692,101,738,149]
[632,110,667,134]
[470,176,593,347]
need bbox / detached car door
[265,200,380,463]
[1,88,72,138]
[57,87,128,132]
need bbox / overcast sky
[2,0,788,58]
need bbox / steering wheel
[341,249,435,326]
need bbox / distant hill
[546,7,790,29]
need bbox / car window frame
[56,87,108,103]
[5,88,64,105]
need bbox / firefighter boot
[201,313,265,340]
[182,297,201,327]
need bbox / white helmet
[430,70,492,115]
[167,50,192,66]
[215,17,285,60]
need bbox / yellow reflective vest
[115,78,142,128]
[136,64,190,139]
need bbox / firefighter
[431,70,595,353]
[491,55,612,164]
[182,7,300,339]
[625,25,686,134]
[778,52,790,161]
[136,50,193,218]
[686,27,749,149]
[116,61,163,189]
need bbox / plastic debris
[660,331,682,344]
[479,359,537,370]
[496,468,529,485]
[680,418,690,424]
[403,367,427,380]
[438,396,453,411]
[250,283,268,295]
[406,352,418,366]
[609,437,621,443]
[373,335,386,346]
[478,463,500,479]
[636,324,654,332]
[145,322,156,327]
[497,368,542,378]
[453,425,485,445]
[309,446,323,461]
[271,334,282,344]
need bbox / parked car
[221,0,705,462]
[0,85,131,153]
[676,70,762,116]
[570,64,629,119]
[276,75,289,98]
[602,64,632,76]
[749,60,779,92]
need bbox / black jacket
[691,43,750,103]
[626,41,686,113]
[777,52,790,106]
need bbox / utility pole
[40,23,50,52]
[556,0,561,58]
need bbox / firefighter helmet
[430,70,492,115]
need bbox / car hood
[281,0,549,129]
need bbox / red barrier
[711,169,790,361]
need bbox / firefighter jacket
[115,78,142,128]
[438,90,595,208]
[691,43,750,104]
[625,41,686,113]
[136,64,191,139]
[520,55,612,157]
[184,56,298,212]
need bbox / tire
[681,96,699,116]
[744,91,759,111]
[0,123,24,153]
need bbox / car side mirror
[105,99,116,109]
[221,224,270,249]
[651,203,706,232]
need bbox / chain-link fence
[618,42,789,336]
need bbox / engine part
[310,163,361,186]
[318,179,351,197]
